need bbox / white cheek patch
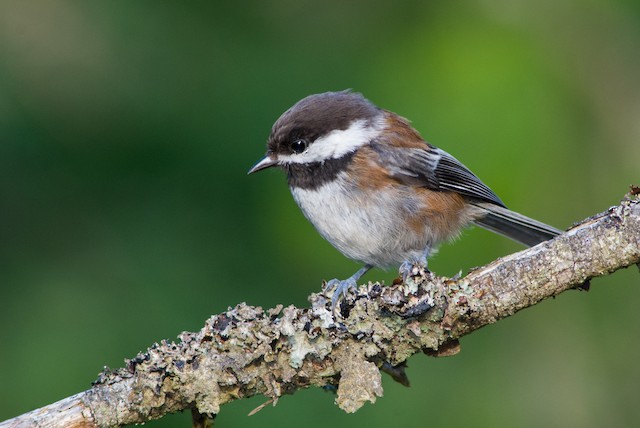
[279,117,384,164]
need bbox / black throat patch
[285,152,355,190]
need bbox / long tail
[471,202,562,247]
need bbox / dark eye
[290,139,308,154]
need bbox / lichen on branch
[2,194,639,428]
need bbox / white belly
[290,175,435,267]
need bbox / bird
[249,90,561,311]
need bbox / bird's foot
[399,260,429,283]
[323,264,372,315]
[324,277,359,314]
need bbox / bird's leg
[324,264,373,313]
[399,245,431,283]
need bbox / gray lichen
[83,195,640,426]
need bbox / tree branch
[3,194,639,428]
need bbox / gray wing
[370,142,506,207]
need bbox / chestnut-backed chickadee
[249,91,561,310]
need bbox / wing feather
[370,141,505,207]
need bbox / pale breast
[290,173,467,267]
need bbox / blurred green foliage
[1,1,639,426]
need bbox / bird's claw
[399,260,428,283]
[322,265,372,316]
[325,277,358,315]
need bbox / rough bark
[2,194,639,428]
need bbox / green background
[1,1,639,426]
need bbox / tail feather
[472,203,562,247]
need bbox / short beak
[248,155,278,174]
